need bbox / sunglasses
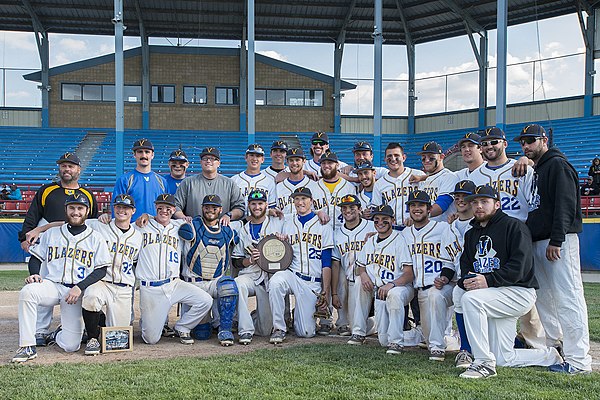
[249,191,266,200]
[519,137,542,145]
[201,156,218,162]
[311,140,327,146]
[340,195,357,203]
[480,139,503,147]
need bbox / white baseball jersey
[418,168,459,222]
[469,159,535,222]
[281,213,334,278]
[275,176,319,216]
[29,225,112,285]
[332,219,375,282]
[372,168,425,226]
[231,171,277,211]
[261,166,288,181]
[305,159,349,178]
[86,219,143,286]
[135,218,185,282]
[356,230,411,288]
[401,220,459,288]
[455,164,483,181]
[232,216,284,284]
[449,217,473,278]
[357,189,373,209]
[311,178,357,230]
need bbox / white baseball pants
[375,285,414,347]
[350,275,375,336]
[334,267,349,328]
[418,283,454,352]
[236,274,272,336]
[82,281,132,327]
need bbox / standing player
[517,124,592,374]
[261,141,288,181]
[136,194,213,345]
[113,139,167,222]
[164,149,190,195]
[455,132,484,180]
[12,194,112,363]
[342,141,388,184]
[402,190,459,361]
[331,195,375,339]
[305,132,348,177]
[354,161,377,209]
[456,185,562,379]
[231,189,283,344]
[275,147,318,217]
[417,141,458,223]
[178,195,240,346]
[268,187,334,343]
[357,204,414,354]
[231,144,277,213]
[372,143,425,226]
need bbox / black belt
[295,272,321,283]
[62,283,76,288]
[111,282,132,288]
[419,285,433,291]
[183,277,203,283]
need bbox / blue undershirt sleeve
[435,194,454,212]
[321,248,332,268]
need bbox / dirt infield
[1,289,599,369]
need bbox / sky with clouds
[0,12,592,116]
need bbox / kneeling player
[12,194,112,363]
[268,187,334,343]
[356,205,414,354]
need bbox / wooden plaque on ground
[101,326,133,353]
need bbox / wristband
[332,293,338,296]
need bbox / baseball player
[136,194,213,345]
[274,147,319,217]
[305,132,348,178]
[231,144,277,213]
[261,140,288,181]
[330,195,375,341]
[113,139,167,221]
[164,149,190,195]
[517,124,592,374]
[268,187,334,343]
[12,194,112,363]
[372,143,425,226]
[456,185,562,379]
[178,194,240,346]
[402,190,459,361]
[354,161,377,211]
[341,141,388,184]
[416,141,459,223]
[455,132,484,180]
[231,189,283,344]
[356,204,413,354]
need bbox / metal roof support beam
[135,0,150,129]
[373,0,383,165]
[333,1,356,133]
[395,0,415,134]
[114,0,125,175]
[495,0,508,130]
[439,0,483,34]
[240,28,248,132]
[478,31,488,128]
[247,0,256,145]
[581,8,595,117]
[21,0,50,127]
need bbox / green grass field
[0,270,27,291]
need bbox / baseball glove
[313,292,331,319]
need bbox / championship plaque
[256,234,293,272]
[101,326,133,353]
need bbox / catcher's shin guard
[217,275,238,344]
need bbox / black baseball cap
[200,147,220,160]
[480,126,506,141]
[451,180,477,196]
[406,190,431,205]
[466,185,500,201]
[202,194,222,207]
[513,124,547,141]
[286,147,306,160]
[290,187,313,199]
[311,131,329,144]
[417,141,443,155]
[65,192,90,208]
[458,132,482,146]
[354,160,376,172]
[271,140,288,151]
[154,194,176,207]
[248,189,268,203]
[246,144,265,155]
[339,194,361,207]
[371,204,394,218]
[56,152,81,166]
[113,194,136,208]
[353,141,373,152]
[169,149,188,162]
[320,151,339,163]
[132,138,154,151]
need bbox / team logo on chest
[473,235,500,273]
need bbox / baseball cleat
[12,346,37,363]
[269,329,286,344]
[238,333,253,345]
[347,334,366,345]
[317,324,332,336]
[454,350,473,369]
[417,341,428,349]
[35,333,48,347]
[429,350,445,361]
[336,325,351,336]
[85,338,101,356]
[162,324,176,338]
[218,331,235,347]
[548,362,591,375]
[175,330,194,345]
[459,363,497,379]
[45,325,62,346]
[386,343,404,355]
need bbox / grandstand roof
[2,0,591,45]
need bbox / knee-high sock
[455,312,471,353]
[82,309,101,340]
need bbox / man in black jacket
[516,124,592,374]
[456,185,562,379]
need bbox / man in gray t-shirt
[174,147,245,225]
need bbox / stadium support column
[583,11,595,117]
[334,39,343,134]
[495,0,508,130]
[247,0,256,145]
[478,32,488,129]
[114,0,125,176]
[40,35,49,128]
[240,30,247,132]
[373,0,383,166]
[407,43,415,135]
[135,0,150,130]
